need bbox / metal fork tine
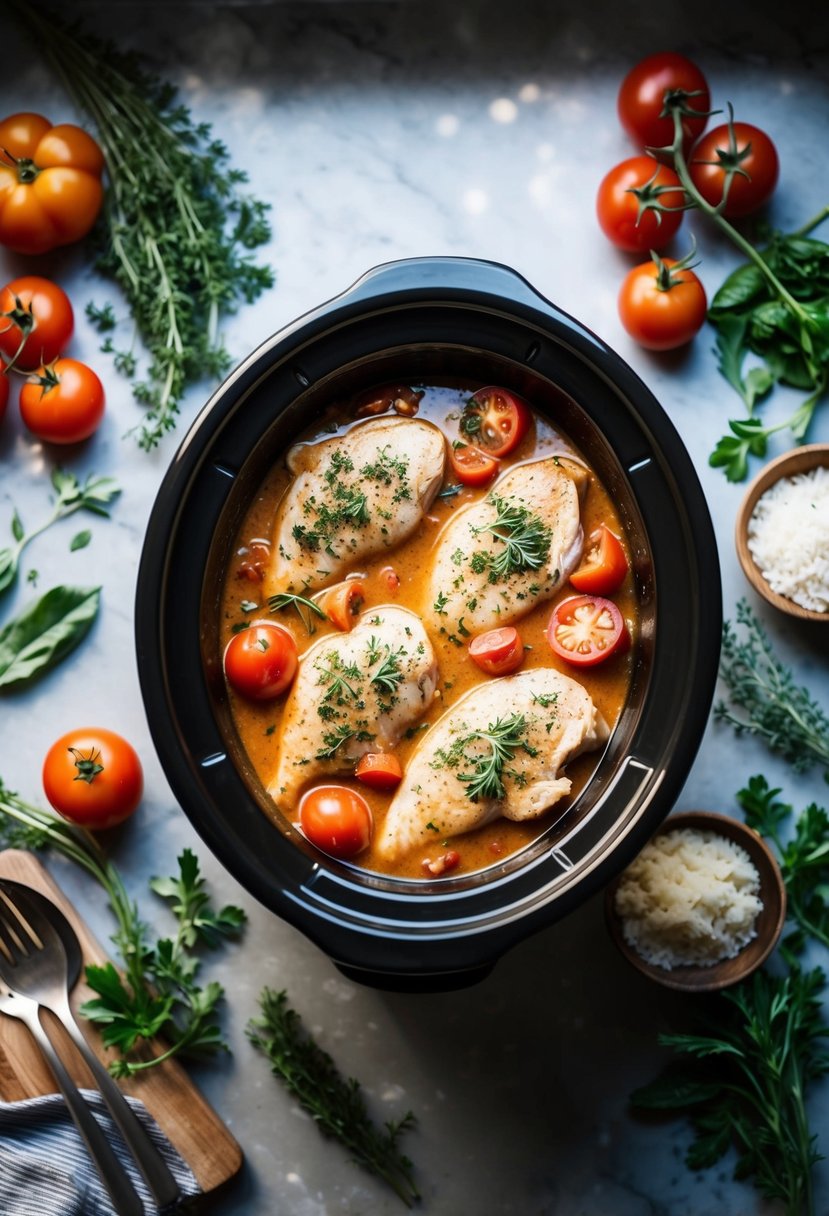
[0,890,41,954]
[0,903,27,965]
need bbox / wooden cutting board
[0,849,243,1201]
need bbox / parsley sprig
[249,989,419,1207]
[9,2,274,450]
[0,781,245,1077]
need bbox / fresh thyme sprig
[8,2,274,450]
[248,989,420,1207]
[471,494,551,581]
[716,600,829,777]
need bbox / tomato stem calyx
[69,746,104,784]
[650,239,701,292]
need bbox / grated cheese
[747,465,829,613]
[613,827,762,969]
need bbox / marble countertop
[2,2,828,1213]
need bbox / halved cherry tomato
[468,627,525,676]
[19,357,105,443]
[689,122,779,218]
[547,595,630,668]
[570,526,629,595]
[448,443,499,486]
[0,112,105,255]
[299,785,372,859]
[596,157,685,253]
[355,752,403,790]
[0,276,74,371]
[223,622,298,700]
[617,52,710,151]
[459,386,532,457]
[42,727,143,829]
[319,579,365,630]
[0,371,8,421]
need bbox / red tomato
[19,357,105,443]
[223,622,298,700]
[355,752,403,790]
[547,595,630,668]
[319,579,365,630]
[43,727,143,829]
[459,386,532,456]
[299,785,372,859]
[448,443,499,486]
[617,257,707,351]
[0,370,8,421]
[617,52,710,150]
[595,157,685,253]
[570,526,629,595]
[0,112,105,255]
[468,627,525,676]
[689,122,779,218]
[0,276,74,370]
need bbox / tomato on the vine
[547,595,630,668]
[617,254,707,351]
[459,386,532,457]
[0,112,105,255]
[617,52,710,151]
[299,785,373,859]
[43,728,143,829]
[0,276,74,370]
[223,622,298,700]
[570,526,629,595]
[448,443,499,486]
[596,157,685,253]
[689,122,779,218]
[19,357,105,443]
[468,627,525,677]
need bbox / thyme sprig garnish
[433,712,537,802]
[8,2,274,451]
[470,494,551,582]
[248,989,419,1207]
[716,600,829,778]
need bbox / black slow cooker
[136,256,721,991]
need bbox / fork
[0,884,181,1211]
[0,985,146,1215]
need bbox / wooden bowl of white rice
[736,444,829,622]
[605,811,786,992]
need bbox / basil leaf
[70,529,92,552]
[0,549,18,597]
[0,585,101,690]
[10,510,24,543]
[709,261,766,314]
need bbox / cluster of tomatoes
[0,112,107,441]
[596,51,779,351]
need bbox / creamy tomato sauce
[218,384,637,880]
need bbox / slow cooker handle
[337,255,560,319]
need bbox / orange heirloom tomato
[43,727,143,829]
[19,357,105,444]
[0,112,105,255]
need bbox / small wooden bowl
[605,811,786,993]
[736,443,829,622]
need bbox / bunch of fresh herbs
[0,783,245,1076]
[8,2,274,450]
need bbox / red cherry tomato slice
[570,526,629,595]
[223,621,298,700]
[459,386,532,457]
[299,785,373,858]
[547,595,630,668]
[318,579,365,630]
[355,752,403,790]
[468,627,525,677]
[448,443,499,486]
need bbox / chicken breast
[423,457,584,637]
[266,417,446,595]
[267,605,438,807]
[376,668,608,860]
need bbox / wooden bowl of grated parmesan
[605,812,786,992]
[736,444,829,621]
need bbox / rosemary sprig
[434,712,537,802]
[369,645,405,697]
[716,600,829,777]
[248,989,419,1207]
[268,591,328,636]
[8,2,274,450]
[471,494,551,581]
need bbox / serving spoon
[0,880,181,1211]
[0,881,145,1215]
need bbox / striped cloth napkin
[0,1092,200,1214]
